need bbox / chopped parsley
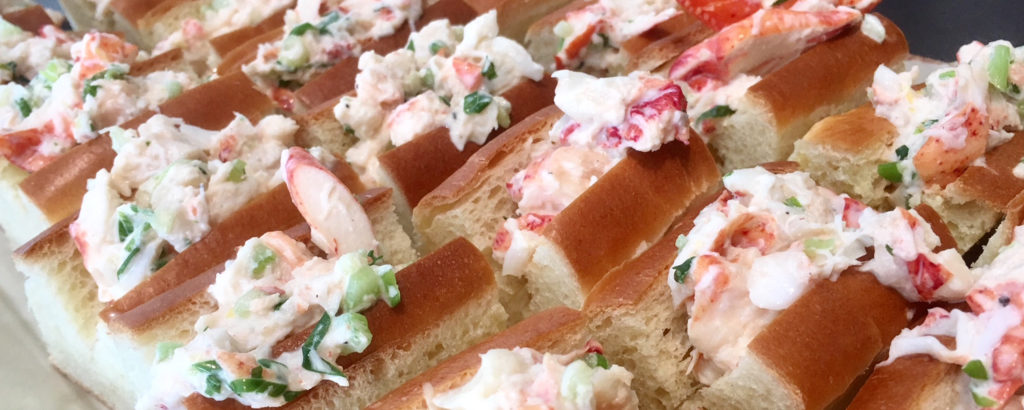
[783,196,803,209]
[463,92,492,114]
[429,40,447,55]
[672,256,695,284]
[481,58,497,80]
[696,105,736,124]
[14,98,31,118]
[895,145,909,160]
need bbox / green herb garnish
[463,92,492,114]
[963,359,989,380]
[783,196,803,208]
[696,105,736,124]
[481,58,497,80]
[584,353,610,369]
[227,160,247,183]
[878,162,902,183]
[895,145,909,160]
[672,256,695,284]
[15,98,30,118]
[301,312,346,377]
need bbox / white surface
[0,235,105,409]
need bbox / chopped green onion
[227,160,247,183]
[989,44,1012,92]
[673,256,695,284]
[204,374,222,396]
[344,267,382,313]
[463,92,492,114]
[155,342,183,362]
[380,269,400,307]
[367,250,384,265]
[335,312,372,355]
[803,238,835,257]
[497,105,511,128]
[481,58,497,80]
[675,234,687,250]
[584,353,610,369]
[429,41,447,55]
[939,70,956,79]
[895,145,909,160]
[166,81,183,98]
[193,360,222,374]
[233,289,268,318]
[783,196,802,209]
[914,119,938,134]
[316,11,340,33]
[421,69,435,88]
[289,22,317,36]
[972,390,999,408]
[439,95,451,106]
[343,124,356,136]
[251,243,277,278]
[301,313,346,377]
[696,105,736,124]
[228,378,290,397]
[772,0,790,5]
[405,40,415,51]
[278,36,310,69]
[14,98,30,118]
[82,66,127,99]
[40,59,70,85]
[885,244,894,255]
[116,246,141,280]
[963,359,989,380]
[878,162,902,183]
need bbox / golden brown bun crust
[210,8,288,58]
[100,168,369,331]
[799,104,897,154]
[524,0,589,40]
[379,76,557,208]
[952,131,1024,210]
[130,48,185,76]
[748,269,910,409]
[415,105,563,212]
[847,338,962,410]
[545,136,720,292]
[751,14,908,130]
[182,237,499,410]
[18,72,275,224]
[620,12,705,57]
[214,27,283,76]
[625,19,714,73]
[367,307,587,410]
[913,203,958,252]
[293,0,479,110]
[2,5,55,32]
[493,0,578,42]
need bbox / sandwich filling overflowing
[493,70,688,277]
[243,0,426,95]
[334,11,543,186]
[0,16,72,85]
[71,114,311,302]
[869,40,1024,204]
[548,0,679,73]
[425,341,638,410]
[883,225,1024,408]
[0,32,198,172]
[669,0,870,140]
[139,240,400,409]
[666,167,973,384]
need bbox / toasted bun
[846,338,965,410]
[292,0,480,111]
[523,0,590,69]
[3,5,55,32]
[493,0,578,42]
[367,306,588,410]
[184,237,508,410]
[712,14,909,171]
[379,76,557,210]
[210,8,288,60]
[625,17,714,73]
[18,72,276,227]
[130,48,191,76]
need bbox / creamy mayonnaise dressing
[671,1,864,140]
[138,236,400,409]
[152,0,295,68]
[493,70,688,277]
[549,0,679,73]
[334,11,543,185]
[0,17,72,84]
[868,40,1024,206]
[666,167,973,384]
[426,345,638,410]
[71,114,301,302]
[243,0,425,93]
[882,225,1024,408]
[0,32,198,172]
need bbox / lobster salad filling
[548,0,679,73]
[70,113,309,302]
[425,341,638,410]
[139,238,400,409]
[883,225,1024,408]
[666,167,974,384]
[0,16,72,84]
[243,0,425,93]
[669,0,873,140]
[0,32,198,172]
[493,70,688,277]
[334,10,543,185]
[152,0,294,68]
[869,40,1024,205]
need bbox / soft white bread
[3,72,277,248]
[583,163,959,410]
[180,237,507,410]
[366,306,589,410]
[792,102,1024,251]
[706,14,908,172]
[413,104,720,318]
[845,338,967,410]
[15,183,415,409]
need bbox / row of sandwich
[1,0,1023,409]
